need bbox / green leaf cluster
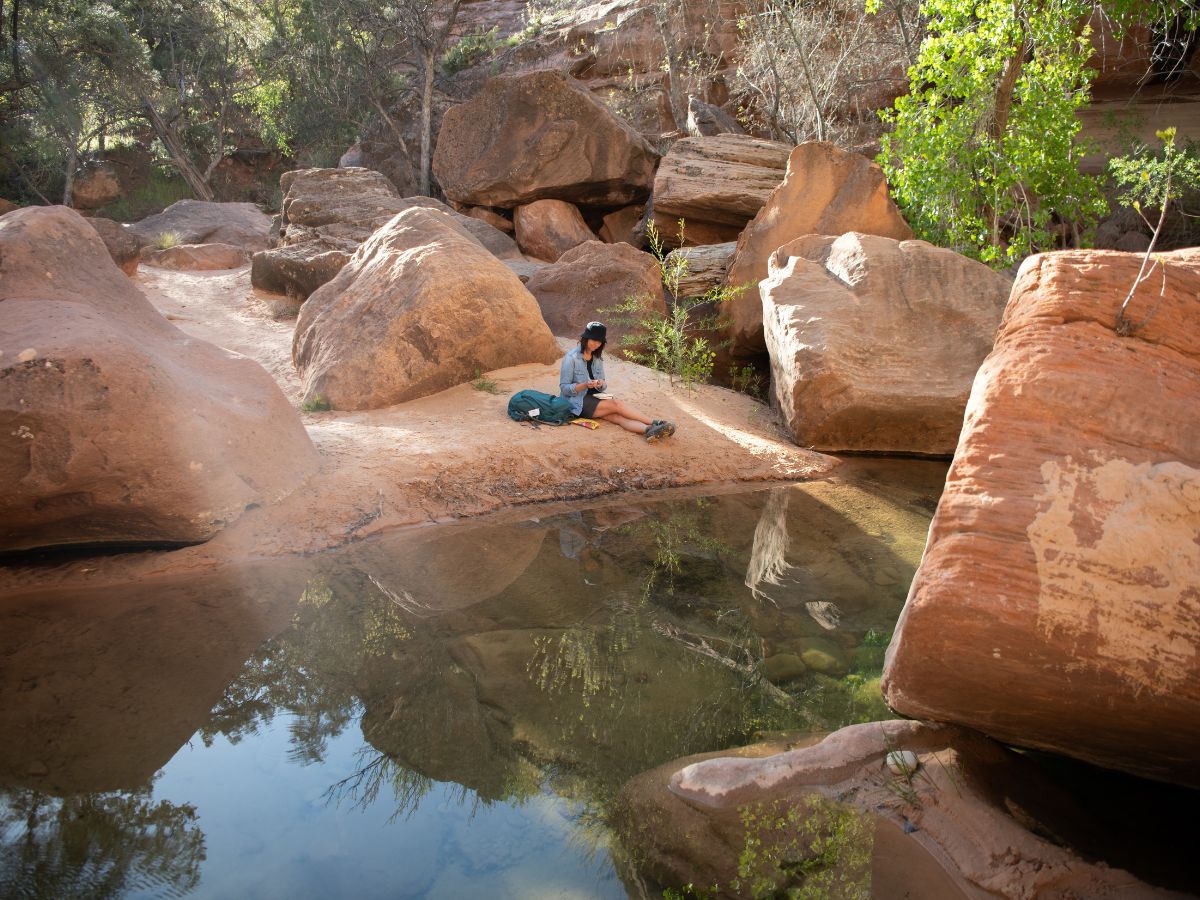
[1108,126,1200,215]
[880,0,1107,265]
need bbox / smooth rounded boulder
[0,206,319,552]
[433,70,659,209]
[513,199,596,262]
[882,249,1200,787]
[293,206,560,410]
[129,199,273,251]
[726,142,913,359]
[762,233,1011,455]
[141,242,249,271]
[524,240,665,337]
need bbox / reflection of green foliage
[528,623,633,704]
[618,500,731,602]
[0,785,205,899]
[735,796,872,899]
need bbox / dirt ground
[0,264,834,592]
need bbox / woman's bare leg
[594,398,653,426]
[597,413,648,434]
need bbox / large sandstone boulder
[293,206,560,410]
[650,135,790,244]
[433,70,659,208]
[129,199,272,251]
[513,198,596,261]
[0,198,18,216]
[86,217,142,275]
[252,167,520,299]
[0,206,319,552]
[762,233,1010,455]
[140,242,248,271]
[883,249,1200,787]
[524,240,665,337]
[251,243,352,300]
[726,142,913,358]
[71,163,122,209]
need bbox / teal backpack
[507,389,575,426]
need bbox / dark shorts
[580,392,601,419]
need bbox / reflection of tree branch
[322,747,434,823]
[650,621,794,706]
[368,573,433,618]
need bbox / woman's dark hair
[579,336,605,357]
[580,321,606,357]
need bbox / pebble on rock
[886,750,920,776]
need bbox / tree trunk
[653,4,689,131]
[62,141,77,207]
[419,50,434,196]
[987,28,1027,247]
[142,98,215,201]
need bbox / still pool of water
[0,460,948,898]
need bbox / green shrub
[470,370,502,394]
[153,230,183,249]
[441,26,501,75]
[301,395,332,412]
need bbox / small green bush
[441,26,500,75]
[301,395,331,412]
[153,230,183,249]
[471,370,502,394]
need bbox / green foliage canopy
[877,0,1200,265]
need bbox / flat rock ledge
[614,720,1183,899]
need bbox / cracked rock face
[883,248,1200,787]
[0,206,319,552]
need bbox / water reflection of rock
[325,477,944,815]
[0,562,313,794]
[331,522,549,614]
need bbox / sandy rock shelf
[0,264,833,593]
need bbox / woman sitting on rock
[560,321,676,442]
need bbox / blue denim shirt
[559,346,606,416]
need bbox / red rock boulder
[141,242,249,271]
[524,240,665,337]
[129,199,273,251]
[650,135,791,245]
[253,167,520,300]
[762,233,1011,455]
[432,70,659,208]
[293,206,560,410]
[87,217,143,276]
[0,207,319,552]
[70,163,123,210]
[883,249,1200,786]
[726,142,913,359]
[513,199,596,261]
